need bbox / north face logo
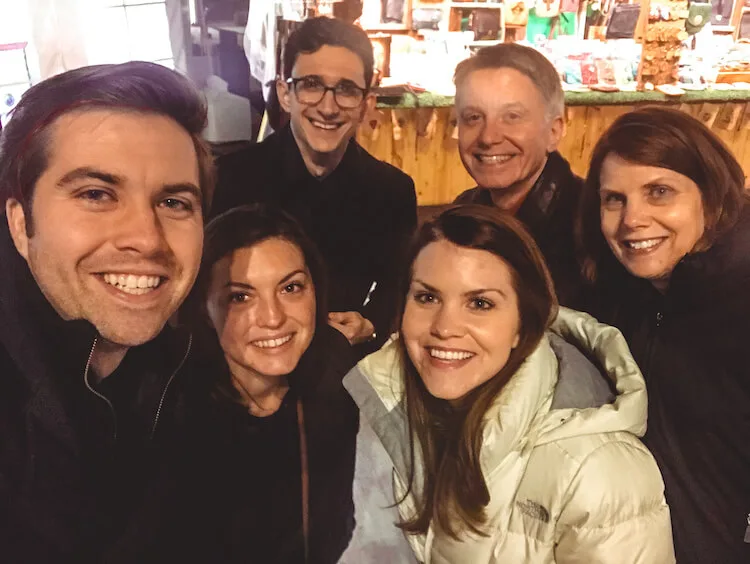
[516,499,550,523]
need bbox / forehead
[600,154,696,191]
[44,109,200,186]
[456,67,546,112]
[292,45,366,85]
[216,238,307,282]
[413,240,515,288]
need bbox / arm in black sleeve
[359,174,417,351]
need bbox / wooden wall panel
[357,103,750,205]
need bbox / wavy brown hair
[397,205,558,539]
[577,106,749,283]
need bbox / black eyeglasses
[286,76,368,109]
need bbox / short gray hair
[454,44,564,120]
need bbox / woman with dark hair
[179,204,359,564]
[577,106,750,564]
[344,205,674,562]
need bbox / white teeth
[311,120,339,130]
[626,239,663,250]
[429,348,474,361]
[478,154,513,164]
[103,273,162,294]
[254,335,293,349]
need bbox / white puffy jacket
[344,308,675,563]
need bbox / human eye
[468,296,495,311]
[160,197,194,213]
[412,290,438,305]
[335,81,361,97]
[281,280,306,294]
[648,185,674,200]
[504,111,523,123]
[460,112,482,125]
[600,191,625,209]
[228,292,249,304]
[76,188,115,205]
[299,76,324,91]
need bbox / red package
[581,61,598,84]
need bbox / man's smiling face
[6,109,204,346]
[279,45,370,161]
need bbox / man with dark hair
[213,17,417,354]
[0,61,213,561]
[452,44,584,307]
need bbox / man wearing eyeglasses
[212,17,417,355]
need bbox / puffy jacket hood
[344,308,674,564]
[345,307,648,480]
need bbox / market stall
[351,0,750,204]
[357,88,750,204]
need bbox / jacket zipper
[82,333,193,442]
[150,333,192,439]
[82,337,118,441]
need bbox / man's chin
[94,321,167,348]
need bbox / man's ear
[547,114,565,153]
[360,92,377,121]
[6,199,30,260]
[276,78,292,113]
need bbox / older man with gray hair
[453,44,584,307]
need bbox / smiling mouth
[252,334,294,349]
[621,237,667,251]
[309,118,342,131]
[427,347,475,361]
[475,154,514,164]
[102,273,165,295]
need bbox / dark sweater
[454,151,584,308]
[0,215,193,563]
[211,125,417,350]
[174,325,360,564]
[592,204,750,563]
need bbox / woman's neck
[228,359,289,417]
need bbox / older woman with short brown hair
[577,106,750,564]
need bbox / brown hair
[397,204,557,539]
[282,16,374,89]
[454,44,564,119]
[577,106,750,283]
[184,203,329,402]
[0,61,215,232]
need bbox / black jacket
[0,215,193,563]
[454,151,584,308]
[172,325,359,564]
[592,204,750,563]
[211,125,418,349]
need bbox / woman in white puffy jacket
[344,205,675,563]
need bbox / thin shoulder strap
[297,398,310,563]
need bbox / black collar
[466,151,575,229]
[0,215,191,431]
[277,124,362,189]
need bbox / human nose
[112,200,167,255]
[429,303,464,339]
[255,293,286,329]
[477,118,505,147]
[621,199,650,230]
[316,88,339,115]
